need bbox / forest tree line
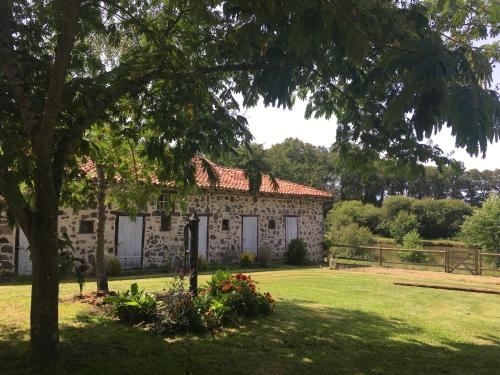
[216,138,500,207]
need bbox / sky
[243,64,499,172]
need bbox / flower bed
[105,270,275,334]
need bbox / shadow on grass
[1,302,499,375]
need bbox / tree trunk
[95,164,108,292]
[28,202,60,368]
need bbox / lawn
[1,268,500,375]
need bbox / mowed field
[1,267,500,375]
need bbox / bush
[104,283,157,324]
[257,245,272,267]
[152,276,202,334]
[198,256,209,271]
[461,194,500,266]
[411,198,473,239]
[325,222,374,258]
[105,255,122,277]
[284,238,307,265]
[201,270,275,318]
[240,251,256,267]
[107,271,275,334]
[379,196,414,235]
[326,200,381,232]
[400,230,427,263]
[390,211,419,244]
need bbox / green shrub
[201,270,275,318]
[198,256,209,271]
[400,230,427,263]
[284,238,307,265]
[379,196,414,235]
[326,222,374,258]
[109,271,276,334]
[402,229,423,249]
[105,255,122,277]
[411,198,473,239]
[257,245,272,267]
[153,276,203,334]
[461,194,500,266]
[390,211,419,244]
[104,283,157,324]
[326,200,381,232]
[240,251,256,267]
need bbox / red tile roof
[81,157,333,199]
[193,158,332,199]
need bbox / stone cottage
[0,158,332,275]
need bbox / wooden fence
[329,244,500,276]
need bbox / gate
[445,249,479,275]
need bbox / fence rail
[329,244,500,276]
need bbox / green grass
[1,268,500,375]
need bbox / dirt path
[342,266,500,288]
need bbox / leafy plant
[390,211,419,244]
[461,194,500,266]
[104,283,157,324]
[198,256,209,271]
[57,232,89,294]
[257,245,272,267]
[240,251,256,267]
[326,200,381,232]
[400,230,427,264]
[153,276,202,334]
[105,255,122,277]
[326,222,374,259]
[201,270,275,318]
[284,238,307,265]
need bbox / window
[79,220,94,234]
[156,193,175,212]
[268,219,276,230]
[160,214,171,231]
[222,219,230,231]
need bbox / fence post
[478,252,482,276]
[474,250,479,275]
[444,249,449,273]
[379,245,382,267]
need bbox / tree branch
[52,60,263,189]
[0,0,38,136]
[0,165,33,233]
[38,0,80,141]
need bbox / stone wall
[0,215,15,274]
[58,207,116,268]
[142,192,326,267]
[2,191,327,275]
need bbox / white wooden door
[285,216,298,246]
[117,216,144,269]
[242,216,258,254]
[18,229,32,275]
[198,216,208,258]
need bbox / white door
[198,216,208,258]
[285,216,298,247]
[187,216,209,258]
[242,216,258,254]
[117,216,144,269]
[18,229,32,275]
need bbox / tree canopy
[217,138,500,206]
